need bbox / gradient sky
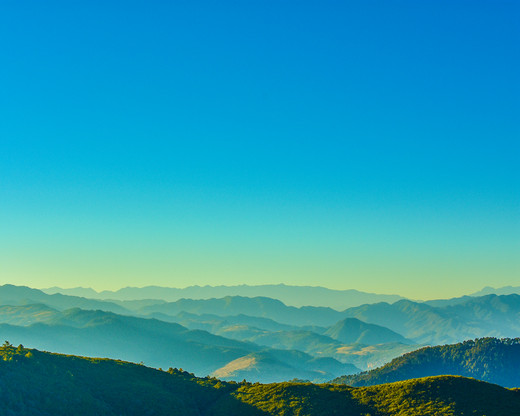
[1,0,519,299]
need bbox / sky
[0,0,519,299]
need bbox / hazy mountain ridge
[42,284,404,309]
[342,295,520,344]
[325,318,408,345]
[140,296,348,326]
[4,284,520,380]
[150,310,417,370]
[141,293,520,345]
[471,285,520,296]
[0,284,131,315]
[0,285,414,373]
[1,344,518,416]
[33,284,520,346]
[332,337,520,388]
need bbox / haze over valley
[1,283,519,383]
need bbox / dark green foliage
[0,344,258,416]
[333,337,520,388]
[0,345,519,416]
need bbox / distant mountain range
[134,293,520,345]
[3,284,520,382]
[0,304,358,382]
[140,295,347,326]
[149,311,416,370]
[342,295,520,344]
[471,285,520,296]
[0,285,416,373]
[1,344,518,416]
[332,337,520,388]
[0,284,130,315]
[6,284,520,338]
[42,284,404,310]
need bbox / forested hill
[0,343,519,416]
[332,337,520,388]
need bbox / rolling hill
[0,344,518,416]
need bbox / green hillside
[0,344,518,416]
[333,337,520,388]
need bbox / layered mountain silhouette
[0,284,130,314]
[471,285,520,296]
[342,295,520,344]
[43,284,404,309]
[140,296,347,326]
[153,311,416,370]
[18,285,520,345]
[2,284,520,382]
[0,303,358,382]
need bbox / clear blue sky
[1,0,518,298]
